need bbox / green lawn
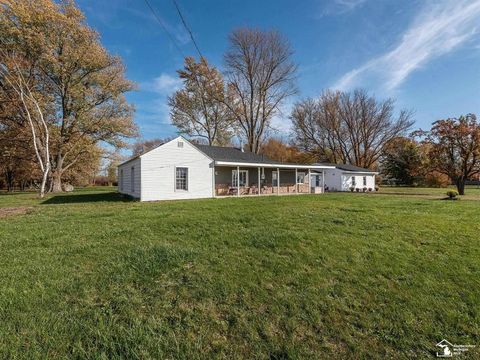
[1,187,479,359]
[380,185,480,200]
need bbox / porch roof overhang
[341,171,379,175]
[214,161,335,170]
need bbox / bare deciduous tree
[224,28,297,153]
[169,57,233,146]
[291,89,414,169]
[131,138,172,156]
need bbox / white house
[117,136,335,201]
[316,163,378,192]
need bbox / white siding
[139,137,214,201]
[323,169,376,191]
[323,169,343,191]
[117,158,141,198]
[342,174,376,191]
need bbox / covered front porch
[213,162,333,197]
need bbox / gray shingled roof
[194,144,280,164]
[315,162,377,173]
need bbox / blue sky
[77,0,480,143]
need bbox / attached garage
[315,163,378,192]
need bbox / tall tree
[169,57,233,145]
[105,151,122,186]
[0,119,38,191]
[259,138,314,164]
[291,89,414,169]
[0,51,52,197]
[416,114,480,195]
[131,137,172,156]
[1,0,137,192]
[380,137,424,185]
[224,28,297,153]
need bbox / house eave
[341,171,379,175]
[214,161,335,169]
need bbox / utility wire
[172,0,203,59]
[143,0,186,58]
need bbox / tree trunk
[51,153,63,192]
[39,165,50,198]
[5,170,14,192]
[51,171,63,193]
[455,178,465,195]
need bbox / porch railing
[215,183,310,196]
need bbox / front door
[310,174,323,193]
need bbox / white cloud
[333,0,480,91]
[334,0,367,12]
[320,0,367,16]
[143,73,183,95]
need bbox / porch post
[295,168,298,194]
[237,165,240,197]
[308,168,311,194]
[322,170,325,193]
[258,167,261,196]
[212,165,216,197]
[277,168,280,195]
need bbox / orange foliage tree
[259,138,314,164]
[416,114,480,195]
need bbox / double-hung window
[176,167,188,190]
[363,176,367,186]
[232,170,248,187]
[352,176,356,187]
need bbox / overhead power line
[172,0,203,59]
[143,0,185,58]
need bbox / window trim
[175,166,189,191]
[232,169,248,187]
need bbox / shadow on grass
[42,192,134,204]
[372,191,438,197]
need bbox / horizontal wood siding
[117,158,141,198]
[140,138,213,201]
[323,169,376,191]
[323,169,342,191]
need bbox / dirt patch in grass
[0,206,32,218]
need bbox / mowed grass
[0,187,479,359]
[380,185,480,200]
